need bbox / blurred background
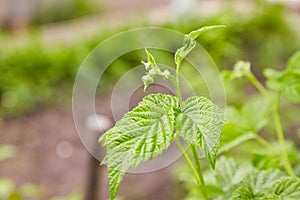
[0,0,300,199]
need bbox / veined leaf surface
[99,93,179,199]
[176,96,224,168]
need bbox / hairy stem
[246,71,294,176]
[174,62,209,198]
[174,139,200,184]
[175,64,183,104]
[273,92,294,176]
[191,145,209,200]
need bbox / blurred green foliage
[164,2,299,70]
[0,1,299,118]
[173,50,300,200]
[0,38,89,116]
[31,0,103,25]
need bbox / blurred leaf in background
[32,0,105,25]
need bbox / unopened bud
[149,69,156,75]
[143,62,151,70]
[162,70,171,79]
[233,61,251,78]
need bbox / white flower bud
[233,61,251,78]
[143,62,151,70]
[142,74,154,85]
[162,70,171,79]
[142,74,154,92]
[149,69,156,75]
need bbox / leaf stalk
[246,71,294,176]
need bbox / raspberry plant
[99,26,300,200]
[99,25,226,200]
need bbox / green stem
[246,72,269,100]
[246,71,294,176]
[255,135,274,152]
[191,145,209,200]
[174,139,200,184]
[273,92,294,176]
[174,62,209,197]
[175,64,183,104]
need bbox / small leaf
[264,51,300,103]
[287,51,300,74]
[145,49,156,66]
[232,169,286,199]
[99,94,179,199]
[281,73,300,103]
[264,68,284,91]
[188,25,226,40]
[175,36,196,66]
[175,25,225,66]
[175,96,224,168]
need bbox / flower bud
[143,62,151,70]
[162,70,171,79]
[233,61,250,78]
[142,74,154,92]
[149,69,156,75]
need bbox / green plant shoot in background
[174,52,300,199]
[99,26,226,200]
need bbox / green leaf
[287,51,300,74]
[241,97,270,131]
[281,73,300,103]
[252,153,281,170]
[232,169,285,200]
[175,96,224,168]
[215,157,252,198]
[264,68,284,91]
[273,177,300,199]
[187,25,226,40]
[264,51,300,103]
[221,97,270,148]
[175,25,225,66]
[144,48,157,66]
[232,174,300,199]
[99,94,179,199]
[174,35,196,66]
